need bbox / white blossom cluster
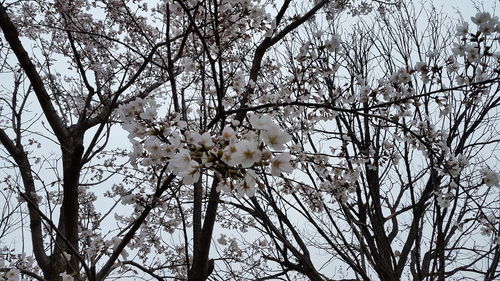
[479,215,498,237]
[0,268,21,281]
[0,247,39,281]
[320,168,360,203]
[480,168,500,187]
[118,99,293,198]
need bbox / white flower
[471,12,498,34]
[141,157,154,166]
[121,248,129,260]
[193,132,214,147]
[457,154,469,166]
[144,138,167,160]
[236,170,257,197]
[217,234,228,245]
[437,196,450,208]
[232,71,246,92]
[216,180,231,193]
[233,140,262,168]
[244,170,257,189]
[414,61,427,72]
[168,149,192,174]
[177,120,187,129]
[183,57,195,72]
[6,268,20,281]
[122,121,148,139]
[249,114,276,130]
[481,168,500,187]
[456,22,469,36]
[121,194,136,205]
[139,107,157,121]
[262,126,291,151]
[129,97,146,111]
[325,35,341,52]
[271,153,294,176]
[60,273,74,281]
[180,160,200,185]
[221,126,236,141]
[472,12,492,25]
[222,144,239,166]
[61,251,71,261]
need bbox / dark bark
[189,180,220,281]
[57,142,84,275]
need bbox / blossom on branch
[233,140,262,168]
[480,168,500,187]
[271,153,293,176]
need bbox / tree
[0,0,498,281]
[230,4,500,280]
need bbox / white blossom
[193,132,214,147]
[262,127,291,151]
[481,168,500,187]
[222,144,239,167]
[221,126,236,141]
[59,273,74,281]
[180,160,201,185]
[456,22,469,36]
[6,268,20,281]
[233,140,262,168]
[168,149,192,174]
[249,114,276,130]
[271,153,293,176]
[235,170,257,197]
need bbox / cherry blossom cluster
[0,268,21,281]
[319,167,360,203]
[480,168,500,187]
[437,154,469,179]
[437,193,454,210]
[118,99,294,198]
[452,12,499,84]
[479,214,498,238]
[0,247,38,281]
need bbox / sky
[0,0,499,280]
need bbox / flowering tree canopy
[0,0,499,280]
